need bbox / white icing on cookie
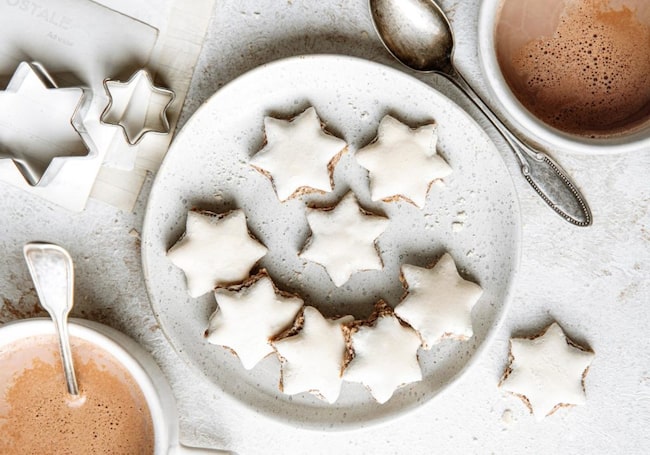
[250,106,347,201]
[299,192,389,287]
[343,304,422,404]
[167,209,268,298]
[206,272,303,370]
[272,306,354,403]
[394,253,483,348]
[355,115,452,208]
[500,322,594,420]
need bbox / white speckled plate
[142,55,521,429]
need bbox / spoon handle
[54,312,79,396]
[442,71,592,226]
[23,242,80,396]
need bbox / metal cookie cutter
[0,62,95,186]
[100,69,175,146]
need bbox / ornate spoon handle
[444,69,592,226]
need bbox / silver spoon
[369,0,592,226]
[23,242,79,396]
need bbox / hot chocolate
[496,0,650,137]
[0,335,154,454]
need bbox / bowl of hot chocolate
[0,318,226,454]
[479,0,650,153]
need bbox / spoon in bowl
[368,0,592,226]
[23,242,79,396]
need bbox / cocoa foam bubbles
[496,0,650,137]
[0,335,154,454]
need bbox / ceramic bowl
[477,0,650,154]
[0,318,226,454]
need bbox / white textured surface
[0,1,649,454]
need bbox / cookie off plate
[142,55,521,429]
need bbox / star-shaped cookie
[500,322,595,420]
[167,209,268,298]
[342,301,422,404]
[249,106,347,201]
[272,306,354,403]
[101,69,174,145]
[205,271,303,370]
[394,253,483,348]
[0,61,89,185]
[299,192,389,287]
[355,115,452,208]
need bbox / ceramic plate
[142,55,521,429]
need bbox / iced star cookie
[394,253,483,348]
[271,306,354,403]
[355,115,452,208]
[167,209,268,298]
[250,106,347,201]
[205,271,303,370]
[342,301,422,404]
[299,192,389,287]
[500,322,594,420]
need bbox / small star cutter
[100,69,175,145]
[0,61,95,186]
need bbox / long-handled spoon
[23,242,79,396]
[369,0,592,226]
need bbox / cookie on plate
[250,106,347,201]
[167,209,268,298]
[205,270,303,370]
[299,192,389,287]
[271,306,354,404]
[394,253,483,348]
[355,115,452,208]
[499,322,595,420]
[342,301,422,404]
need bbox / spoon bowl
[369,0,453,72]
[369,0,592,226]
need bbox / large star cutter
[0,62,95,186]
[100,69,175,145]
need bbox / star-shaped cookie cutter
[0,61,95,186]
[100,69,175,145]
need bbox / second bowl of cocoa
[479,0,650,153]
[0,318,229,454]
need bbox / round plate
[142,55,521,429]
